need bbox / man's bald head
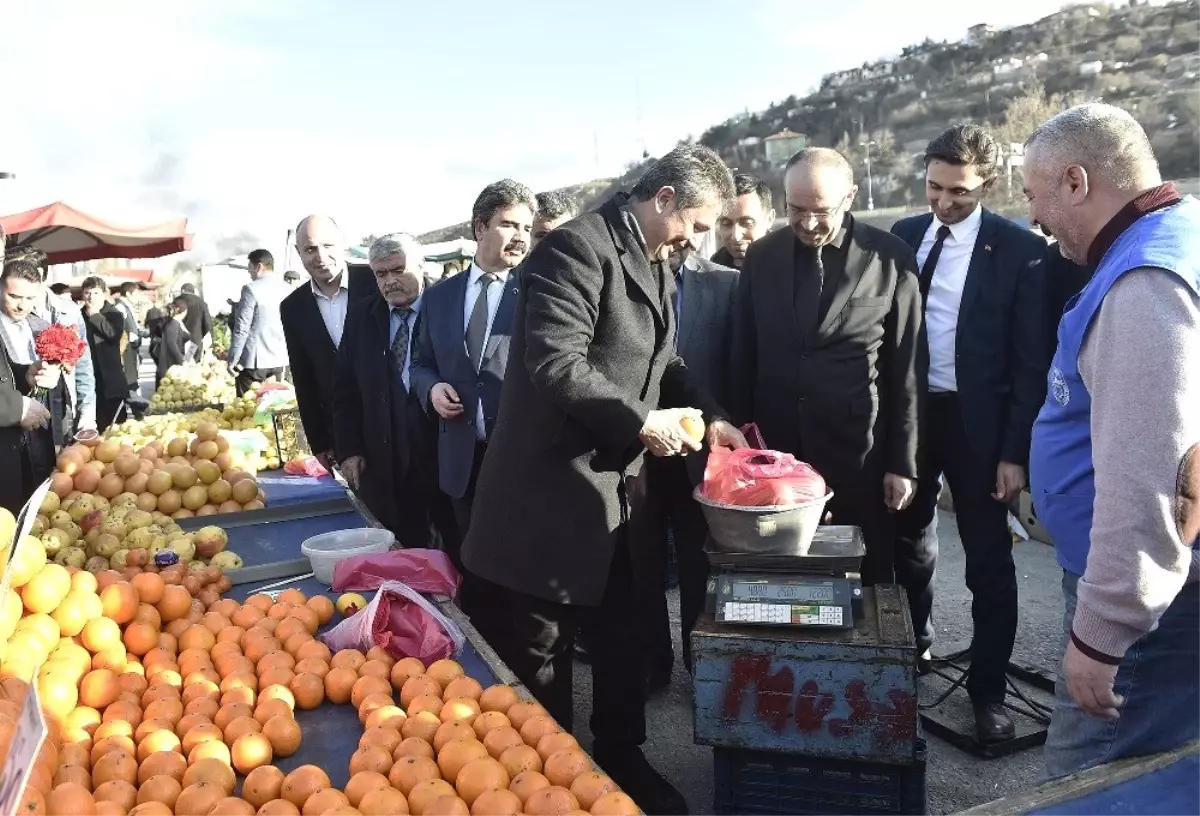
[294,214,346,288]
[782,148,858,247]
[1023,103,1163,263]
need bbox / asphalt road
[570,510,1064,815]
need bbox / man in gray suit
[228,249,291,396]
[635,243,738,686]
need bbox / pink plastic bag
[703,446,828,507]
[319,580,465,663]
[284,456,329,477]
[332,549,461,599]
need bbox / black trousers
[96,397,124,434]
[480,538,647,748]
[448,441,498,624]
[236,367,285,397]
[449,441,488,564]
[631,455,710,674]
[895,391,1018,703]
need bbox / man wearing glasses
[731,147,923,587]
[891,124,1048,743]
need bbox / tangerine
[454,757,509,807]
[437,739,489,784]
[568,773,617,811]
[241,765,285,809]
[231,732,274,774]
[407,779,456,816]
[289,673,324,709]
[281,765,331,810]
[390,658,427,692]
[394,736,436,761]
[300,788,348,816]
[181,757,236,795]
[589,792,640,816]
[344,771,391,808]
[323,667,357,704]
[470,788,522,816]
[174,781,225,816]
[45,783,95,816]
[499,744,544,777]
[523,786,580,816]
[359,787,410,816]
[100,583,139,625]
[262,714,302,757]
[138,751,187,785]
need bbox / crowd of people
[1,100,1195,813]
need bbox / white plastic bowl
[301,528,395,585]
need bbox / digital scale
[705,526,866,630]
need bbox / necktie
[466,273,497,371]
[919,225,952,296]
[390,308,412,377]
[795,246,824,324]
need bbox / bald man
[731,147,924,586]
[1025,104,1200,778]
[280,215,380,465]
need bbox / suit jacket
[280,267,379,457]
[0,339,30,514]
[462,194,724,606]
[730,217,924,488]
[710,246,738,269]
[115,299,140,385]
[892,209,1049,466]
[84,304,129,401]
[410,268,519,498]
[675,254,738,485]
[228,274,292,369]
[180,293,212,345]
[333,296,424,534]
[157,320,190,384]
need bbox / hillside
[422,0,1198,241]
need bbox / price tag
[0,682,47,814]
[0,479,52,599]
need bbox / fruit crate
[713,738,927,815]
[146,401,225,416]
[271,408,311,460]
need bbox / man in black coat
[333,232,435,548]
[411,180,535,553]
[79,277,128,432]
[463,144,745,815]
[178,283,211,362]
[712,172,775,269]
[281,215,379,467]
[731,148,924,585]
[891,125,1049,742]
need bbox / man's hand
[706,420,749,450]
[227,363,243,377]
[1064,639,1122,720]
[993,461,1026,504]
[314,450,336,471]
[26,362,62,390]
[640,408,703,458]
[340,456,365,490]
[430,383,464,419]
[883,473,915,512]
[20,397,51,430]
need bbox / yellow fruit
[8,536,46,588]
[336,594,368,617]
[680,415,705,444]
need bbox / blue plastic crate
[713,738,927,815]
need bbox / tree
[173,260,199,275]
[360,234,379,248]
[992,84,1066,150]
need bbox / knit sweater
[1072,267,1200,660]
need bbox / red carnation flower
[35,323,88,367]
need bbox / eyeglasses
[786,204,845,224]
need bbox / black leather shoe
[917,649,932,676]
[592,744,688,815]
[973,701,1016,743]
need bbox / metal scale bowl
[695,488,866,629]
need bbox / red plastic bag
[318,580,465,663]
[332,549,461,599]
[284,456,329,477]
[703,446,828,507]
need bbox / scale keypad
[723,602,792,624]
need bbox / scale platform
[705,526,866,629]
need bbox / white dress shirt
[917,206,982,392]
[462,263,510,440]
[389,295,422,391]
[312,274,350,348]
[0,312,35,364]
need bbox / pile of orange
[0,575,638,816]
[48,426,265,520]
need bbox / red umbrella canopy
[0,201,193,264]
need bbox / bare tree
[992,84,1066,149]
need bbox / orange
[45,783,95,816]
[359,660,391,681]
[472,711,511,741]
[137,774,183,810]
[91,647,129,674]
[21,564,72,615]
[267,602,293,621]
[543,749,590,789]
[349,744,394,776]
[352,675,392,709]
[156,586,192,622]
[223,714,261,744]
[407,779,456,816]
[122,622,159,657]
[277,589,307,606]
[388,755,441,796]
[358,693,396,726]
[359,787,411,816]
[92,779,137,813]
[359,725,403,755]
[569,773,617,811]
[231,732,273,774]
[182,757,236,795]
[59,742,92,768]
[455,757,509,807]
[293,640,331,663]
[589,792,639,816]
[78,669,120,710]
[390,658,427,692]
[51,593,91,638]
[258,667,295,690]
[241,765,285,809]
[187,739,230,768]
[323,667,357,704]
[306,596,335,625]
[271,617,307,644]
[175,712,213,739]
[401,711,442,744]
[258,683,296,710]
[178,626,215,653]
[180,722,223,755]
[505,701,547,731]
[280,765,331,810]
[366,704,407,731]
[138,751,187,785]
[133,717,174,744]
[426,795,469,816]
[38,673,79,724]
[499,744,543,778]
[183,695,219,718]
[289,673,324,710]
[131,573,165,605]
[441,697,481,725]
[254,699,293,726]
[256,800,301,816]
[344,771,392,808]
[480,729,523,763]
[301,789,349,816]
[536,732,580,762]
[282,631,314,657]
[438,739,489,784]
[142,698,184,726]
[441,677,483,703]
[262,714,302,757]
[519,715,560,747]
[394,736,436,761]
[230,605,264,629]
[137,729,182,763]
[130,801,176,816]
[92,749,138,787]
[119,672,150,697]
[470,788,522,816]
[426,659,465,688]
[81,617,122,654]
[401,676,442,709]
[288,605,320,636]
[208,797,255,816]
[51,764,90,790]
[434,721,476,753]
[100,583,139,625]
[331,649,366,672]
[523,786,580,816]
[174,781,225,816]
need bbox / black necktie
[390,308,412,376]
[795,246,824,324]
[919,225,951,296]
[466,273,497,371]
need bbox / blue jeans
[1044,570,1199,780]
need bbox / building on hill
[764,129,808,165]
[968,23,998,44]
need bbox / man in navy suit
[411,179,536,563]
[891,124,1050,742]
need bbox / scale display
[709,572,860,629]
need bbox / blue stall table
[257,470,348,507]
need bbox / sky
[0,0,1063,263]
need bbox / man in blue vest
[1025,103,1199,778]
